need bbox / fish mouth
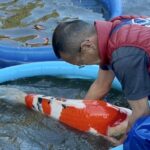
[107,107,132,138]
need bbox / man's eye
[79,65,85,68]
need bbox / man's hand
[84,69,115,100]
[116,97,150,145]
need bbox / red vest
[95,15,150,66]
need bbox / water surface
[0,0,104,47]
[122,0,150,16]
[0,77,127,150]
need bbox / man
[52,15,150,143]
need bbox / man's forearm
[84,80,109,100]
[84,69,114,100]
[127,97,150,131]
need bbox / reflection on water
[0,77,127,150]
[0,0,104,47]
[122,0,150,16]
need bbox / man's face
[59,34,100,66]
[59,45,100,66]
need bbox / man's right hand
[84,69,115,100]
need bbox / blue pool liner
[0,45,58,68]
[101,0,122,19]
[0,61,121,90]
[111,145,123,150]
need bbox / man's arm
[84,69,115,100]
[111,46,150,145]
[127,97,150,131]
[117,97,150,145]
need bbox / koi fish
[0,87,131,144]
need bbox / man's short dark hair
[52,20,95,58]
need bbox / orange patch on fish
[60,100,127,135]
[25,94,34,109]
[41,98,51,116]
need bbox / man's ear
[80,39,92,52]
[80,37,96,54]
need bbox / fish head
[107,107,132,139]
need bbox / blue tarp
[124,116,150,150]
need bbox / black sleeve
[100,65,110,70]
[111,46,150,100]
